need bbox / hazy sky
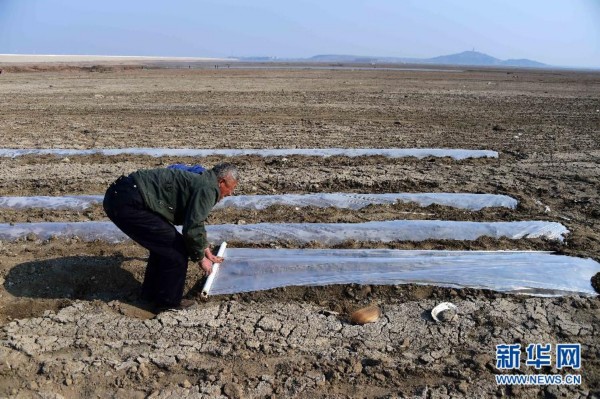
[0,0,598,68]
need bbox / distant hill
[309,54,379,63]
[305,51,547,68]
[500,58,547,68]
[426,50,500,66]
[424,51,546,67]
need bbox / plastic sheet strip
[0,220,568,243]
[0,195,104,211]
[208,220,568,243]
[0,193,517,211]
[208,248,600,296]
[218,193,517,211]
[0,148,498,159]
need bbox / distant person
[103,163,239,311]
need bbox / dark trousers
[103,175,189,307]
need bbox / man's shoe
[155,299,196,313]
[179,299,196,309]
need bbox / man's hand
[200,257,213,275]
[204,247,224,264]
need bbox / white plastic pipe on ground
[201,242,228,299]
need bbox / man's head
[212,163,239,201]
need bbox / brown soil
[0,64,599,398]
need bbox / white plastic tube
[201,242,228,299]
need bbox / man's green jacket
[132,168,219,261]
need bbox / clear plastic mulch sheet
[207,220,568,244]
[0,193,517,211]
[218,193,517,211]
[0,148,497,159]
[0,195,104,211]
[0,220,568,243]
[207,248,600,297]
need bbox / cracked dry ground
[0,65,599,398]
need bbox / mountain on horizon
[426,50,499,65]
[309,54,379,63]
[424,51,546,67]
[307,50,547,68]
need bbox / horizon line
[0,53,598,70]
[0,53,235,62]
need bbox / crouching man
[103,163,238,311]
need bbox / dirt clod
[350,305,382,325]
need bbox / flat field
[0,63,599,398]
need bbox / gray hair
[212,163,239,182]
